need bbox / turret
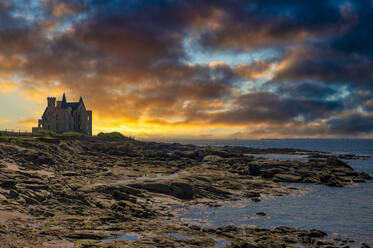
[61,93,67,108]
[47,97,56,108]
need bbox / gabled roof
[79,96,86,109]
[66,102,80,111]
[60,94,86,111]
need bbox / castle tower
[47,97,56,108]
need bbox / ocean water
[174,139,373,156]
[178,182,373,247]
[172,139,373,247]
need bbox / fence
[0,129,33,137]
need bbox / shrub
[96,132,134,140]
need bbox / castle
[32,94,92,135]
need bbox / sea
[168,139,373,247]
[173,138,373,156]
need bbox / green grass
[0,136,44,145]
[33,129,58,137]
[0,136,11,142]
[1,129,134,143]
[60,131,87,137]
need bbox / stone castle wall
[33,96,92,135]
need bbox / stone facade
[32,94,92,135]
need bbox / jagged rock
[0,180,17,188]
[273,173,303,183]
[7,189,19,199]
[66,232,108,240]
[0,136,369,247]
[129,182,194,200]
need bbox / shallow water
[214,238,231,248]
[164,233,194,240]
[177,159,373,247]
[345,159,373,174]
[101,235,138,243]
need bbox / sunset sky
[1,0,373,139]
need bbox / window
[56,115,58,120]
[87,116,90,121]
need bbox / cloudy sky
[0,0,373,139]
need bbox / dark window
[56,115,58,120]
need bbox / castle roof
[60,94,85,111]
[66,102,80,111]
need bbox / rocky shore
[0,135,371,247]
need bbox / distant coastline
[150,138,373,155]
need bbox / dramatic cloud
[327,113,373,135]
[43,0,86,17]
[207,91,344,125]
[0,0,372,138]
